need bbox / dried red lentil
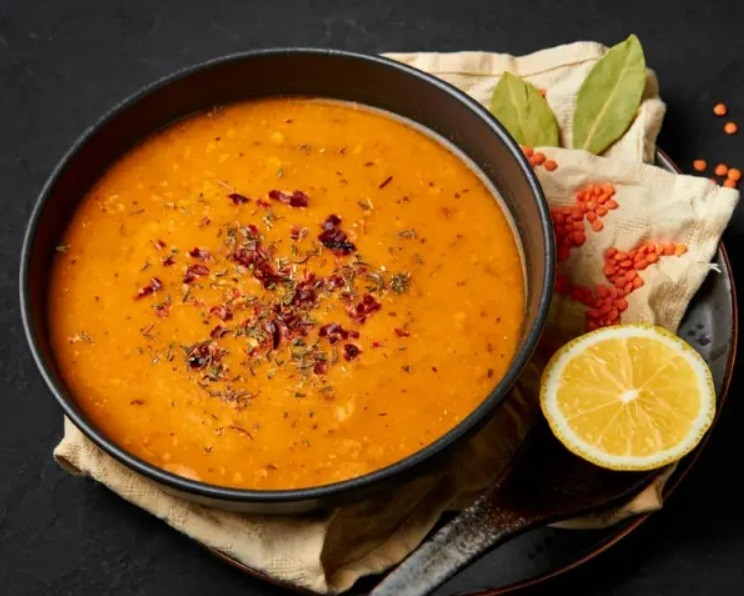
[521,146,559,172]
[556,240,688,331]
[715,163,729,177]
[550,183,618,262]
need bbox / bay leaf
[573,34,646,155]
[489,72,559,147]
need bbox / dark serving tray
[214,151,737,595]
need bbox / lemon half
[540,324,715,471]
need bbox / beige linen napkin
[54,42,739,593]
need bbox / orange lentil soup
[49,98,524,490]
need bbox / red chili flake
[210,325,230,339]
[371,340,384,348]
[379,176,393,189]
[265,320,281,350]
[313,361,328,375]
[233,242,289,289]
[199,217,211,228]
[274,305,313,338]
[153,239,166,250]
[319,323,360,344]
[269,189,309,208]
[209,305,234,321]
[162,255,176,267]
[347,293,381,324]
[186,341,223,369]
[256,199,271,208]
[290,225,308,241]
[318,214,356,255]
[135,277,163,300]
[256,307,314,353]
[154,303,170,318]
[394,328,410,338]
[343,344,362,361]
[228,192,250,204]
[189,247,212,260]
[183,264,210,284]
[326,275,344,290]
[291,273,324,308]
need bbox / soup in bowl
[22,50,553,512]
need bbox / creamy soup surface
[49,98,525,489]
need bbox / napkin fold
[54,41,739,594]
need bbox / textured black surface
[1,1,743,595]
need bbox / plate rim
[209,149,738,595]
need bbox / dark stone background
[1,0,743,594]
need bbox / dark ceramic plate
[211,151,737,594]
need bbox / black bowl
[20,49,555,513]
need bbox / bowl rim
[19,47,555,504]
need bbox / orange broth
[48,98,525,490]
